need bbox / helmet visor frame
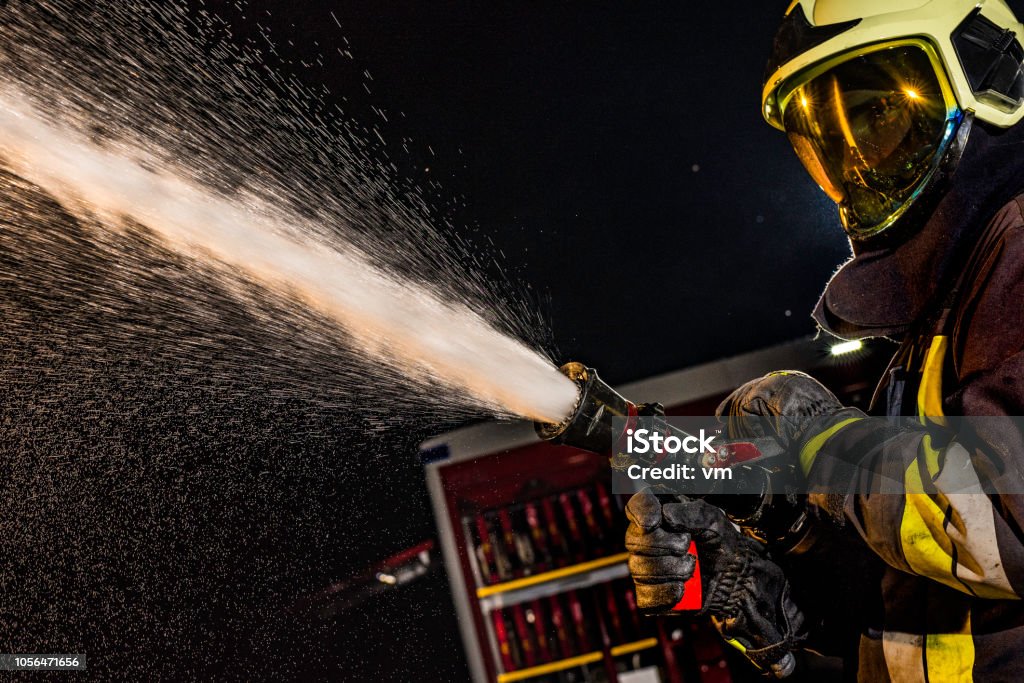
[776,39,963,240]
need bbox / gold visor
[779,41,962,239]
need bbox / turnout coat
[803,196,1024,682]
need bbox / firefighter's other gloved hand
[626,490,805,678]
[716,370,845,447]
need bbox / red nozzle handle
[671,541,702,611]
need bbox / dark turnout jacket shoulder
[802,196,1024,682]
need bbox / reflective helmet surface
[762,0,1024,241]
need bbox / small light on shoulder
[831,340,864,356]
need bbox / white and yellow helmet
[762,0,1024,240]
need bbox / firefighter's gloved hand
[626,490,805,678]
[716,370,845,448]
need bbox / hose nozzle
[534,362,636,455]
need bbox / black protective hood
[812,116,1024,340]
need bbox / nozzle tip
[535,362,588,440]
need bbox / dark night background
[0,1,858,681]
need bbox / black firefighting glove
[626,490,806,678]
[715,370,846,447]
[714,369,881,661]
[716,370,866,534]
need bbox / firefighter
[626,1,1024,679]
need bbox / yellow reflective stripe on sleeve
[900,461,1014,599]
[902,459,961,589]
[917,335,949,426]
[921,433,942,480]
[924,611,974,683]
[799,417,862,475]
